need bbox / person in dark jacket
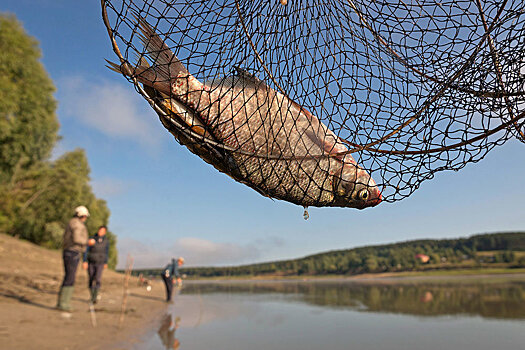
[56,205,89,311]
[161,257,184,302]
[82,225,109,304]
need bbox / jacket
[83,234,109,264]
[163,259,180,278]
[62,217,88,253]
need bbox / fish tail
[106,16,190,96]
[105,58,172,94]
[135,16,189,81]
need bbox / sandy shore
[0,234,168,350]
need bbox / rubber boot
[57,286,74,311]
[56,287,63,309]
[91,288,98,304]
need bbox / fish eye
[359,189,369,201]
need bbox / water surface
[138,276,525,350]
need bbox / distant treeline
[133,232,525,278]
[0,14,117,268]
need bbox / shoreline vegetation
[178,268,525,284]
[132,231,525,280]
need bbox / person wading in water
[56,206,89,311]
[83,225,109,304]
[161,257,184,302]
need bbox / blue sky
[3,1,524,269]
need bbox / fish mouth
[367,189,382,207]
[332,170,383,209]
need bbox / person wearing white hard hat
[56,206,90,311]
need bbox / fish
[107,18,382,209]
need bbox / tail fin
[105,58,172,94]
[106,16,189,96]
[135,16,188,80]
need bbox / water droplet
[303,207,309,220]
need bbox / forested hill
[171,232,525,278]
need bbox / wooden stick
[89,302,97,327]
[118,255,134,328]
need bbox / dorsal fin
[233,67,266,88]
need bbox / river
[135,275,525,350]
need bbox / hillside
[134,231,525,278]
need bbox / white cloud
[58,75,160,148]
[117,237,164,269]
[254,236,286,248]
[117,237,261,269]
[91,177,130,197]
[174,237,260,266]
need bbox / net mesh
[101,0,525,208]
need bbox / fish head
[332,163,382,209]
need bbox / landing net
[101,0,525,207]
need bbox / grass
[386,267,525,277]
[184,267,525,281]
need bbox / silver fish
[108,18,382,209]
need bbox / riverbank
[0,234,169,350]
[182,266,525,282]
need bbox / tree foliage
[0,14,118,269]
[167,232,525,278]
[0,14,58,182]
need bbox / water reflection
[181,279,525,319]
[139,278,525,350]
[157,314,181,349]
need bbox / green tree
[364,255,379,272]
[14,149,118,268]
[0,15,59,182]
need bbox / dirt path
[0,234,168,350]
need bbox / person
[82,225,109,304]
[157,314,181,350]
[56,205,89,311]
[161,257,184,302]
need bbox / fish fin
[233,67,268,89]
[304,129,344,160]
[105,59,124,74]
[296,102,354,163]
[135,16,189,80]
[106,58,172,95]
[106,58,154,82]
[106,17,191,96]
[234,67,262,83]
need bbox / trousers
[161,274,173,301]
[62,249,80,287]
[88,263,105,289]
